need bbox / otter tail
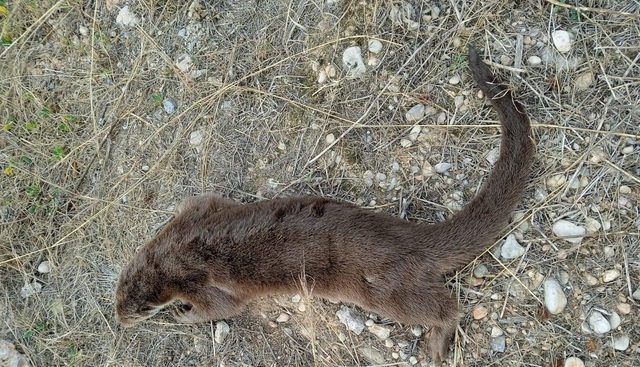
[429,46,534,271]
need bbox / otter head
[115,248,173,326]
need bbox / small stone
[609,312,621,329]
[37,261,51,274]
[490,336,506,353]
[527,55,542,66]
[552,220,586,244]
[613,335,630,351]
[410,325,422,337]
[0,340,30,367]
[20,282,42,298]
[79,26,89,36]
[633,287,640,300]
[342,46,366,77]
[189,130,203,150]
[448,75,461,85]
[552,30,572,53]
[276,313,290,323]
[434,162,452,174]
[585,217,601,234]
[325,64,337,77]
[365,319,374,327]
[409,356,418,365]
[500,55,513,66]
[587,311,611,334]
[491,326,504,337]
[368,324,391,340]
[501,234,525,259]
[141,165,149,172]
[368,39,383,54]
[602,269,620,283]
[473,305,488,320]
[543,278,567,315]
[325,133,335,144]
[376,172,387,181]
[565,357,585,367]
[574,72,594,91]
[317,70,328,84]
[484,147,500,165]
[336,306,365,335]
[400,138,412,148]
[585,274,599,286]
[116,6,140,27]
[621,146,634,154]
[175,54,193,72]
[473,264,489,278]
[214,321,230,344]
[619,185,631,194]
[291,294,302,303]
[359,346,385,364]
[297,303,306,312]
[406,104,425,122]
[546,174,566,188]
[162,98,176,114]
[409,125,421,141]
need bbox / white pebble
[587,311,611,334]
[276,313,290,323]
[543,278,567,314]
[473,264,489,278]
[325,64,336,77]
[20,282,42,298]
[409,125,421,141]
[565,357,585,367]
[405,104,425,122]
[551,30,572,53]
[613,335,630,351]
[79,26,89,36]
[409,356,418,365]
[214,321,230,344]
[400,138,412,148]
[317,70,328,84]
[189,130,203,148]
[448,75,461,85]
[501,234,525,259]
[336,306,365,335]
[360,346,385,365]
[633,287,640,300]
[546,174,566,188]
[368,324,391,340]
[609,311,621,329]
[574,72,594,91]
[484,147,500,165]
[410,325,422,337]
[342,46,366,77]
[552,220,586,244]
[368,39,383,54]
[621,146,634,154]
[585,274,599,286]
[116,6,140,27]
[37,261,51,274]
[619,185,631,194]
[527,55,542,66]
[491,326,504,337]
[163,98,176,114]
[325,133,335,144]
[602,269,620,282]
[434,162,452,174]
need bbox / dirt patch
[1,0,638,366]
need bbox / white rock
[552,30,572,53]
[613,335,630,351]
[409,125,421,141]
[276,313,289,323]
[37,261,51,274]
[574,72,594,91]
[79,26,89,36]
[633,287,640,300]
[116,6,140,27]
[359,346,385,364]
[546,174,566,188]
[473,264,489,278]
[325,64,336,77]
[20,282,42,298]
[368,39,383,54]
[409,356,418,365]
[490,336,506,352]
[602,269,620,283]
[552,220,586,244]
[622,146,634,154]
[448,75,461,85]
[565,357,585,367]
[619,185,631,194]
[317,70,328,84]
[434,162,452,174]
[325,133,335,144]
[189,130,203,150]
[585,274,599,286]
[163,98,176,114]
[214,321,230,344]
[410,325,422,337]
[609,311,621,329]
[175,54,193,72]
[527,55,542,66]
[405,104,425,122]
[400,138,412,148]
[491,326,504,337]
[587,311,611,334]
[291,294,301,303]
[336,306,365,335]
[543,278,567,314]
[501,234,525,259]
[0,340,30,367]
[368,324,391,340]
[585,217,601,234]
[484,147,500,165]
[342,46,366,77]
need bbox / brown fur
[115,45,534,363]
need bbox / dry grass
[1,0,639,366]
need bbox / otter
[115,45,534,363]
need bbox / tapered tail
[432,46,534,270]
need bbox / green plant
[51,145,65,160]
[62,114,77,123]
[38,106,51,118]
[23,320,47,341]
[151,93,162,106]
[25,120,37,131]
[450,52,467,71]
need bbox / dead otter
[115,45,534,363]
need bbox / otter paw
[172,303,196,323]
[427,326,453,364]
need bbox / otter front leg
[172,285,245,324]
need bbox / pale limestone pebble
[116,6,140,26]
[484,147,500,165]
[175,54,193,72]
[544,278,567,315]
[365,319,374,327]
[0,340,31,367]
[500,54,513,66]
[565,357,585,367]
[368,324,391,340]
[633,287,640,301]
[336,306,365,335]
[297,303,306,312]
[589,146,607,164]
[585,217,601,234]
[163,98,176,114]
[79,26,89,36]
[501,234,525,259]
[408,125,421,141]
[546,174,566,189]
[391,352,399,359]
[491,326,504,337]
[454,95,465,109]
[360,346,385,364]
[473,305,489,320]
[291,294,302,303]
[406,103,425,122]
[473,264,489,278]
[276,313,290,323]
[368,39,383,54]
[20,282,42,298]
[409,356,418,365]
[616,303,631,315]
[619,185,631,194]
[189,130,203,152]
[325,64,337,78]
[410,325,422,337]
[552,30,572,53]
[385,339,394,348]
[613,335,630,351]
[342,46,366,77]
[574,72,594,91]
[609,312,621,329]
[527,55,542,66]
[602,269,620,283]
[448,75,461,85]
[585,274,599,286]
[376,172,387,182]
[621,145,634,154]
[317,70,328,84]
[37,261,51,274]
[325,133,335,144]
[424,105,437,116]
[436,112,447,124]
[587,311,611,334]
[434,162,452,174]
[603,246,615,258]
[490,336,506,353]
[552,220,586,244]
[141,165,150,172]
[214,321,230,344]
